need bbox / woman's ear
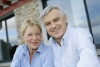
[22,36,25,43]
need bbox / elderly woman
[11,18,54,67]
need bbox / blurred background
[0,0,100,67]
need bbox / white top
[48,24,100,67]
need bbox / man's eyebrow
[53,17,60,20]
[44,17,60,24]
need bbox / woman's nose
[32,35,37,40]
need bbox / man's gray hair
[41,5,66,20]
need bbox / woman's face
[23,25,41,50]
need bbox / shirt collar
[23,44,28,55]
[62,24,70,41]
[23,42,43,55]
[36,42,43,53]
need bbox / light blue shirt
[48,24,100,67]
[11,42,54,67]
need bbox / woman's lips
[31,42,38,45]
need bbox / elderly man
[41,5,100,67]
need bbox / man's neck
[55,38,61,46]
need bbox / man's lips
[52,28,60,34]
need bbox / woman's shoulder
[16,44,26,51]
[41,43,54,61]
[14,44,26,56]
[42,43,52,51]
[41,43,53,56]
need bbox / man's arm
[76,28,100,67]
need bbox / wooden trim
[0,0,32,17]
[0,6,3,10]
[0,0,11,5]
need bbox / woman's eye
[36,33,41,35]
[28,34,32,36]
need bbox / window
[0,21,7,61]
[86,0,100,47]
[0,16,18,62]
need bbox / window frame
[0,12,15,62]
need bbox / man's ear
[64,16,67,23]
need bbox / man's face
[43,9,67,40]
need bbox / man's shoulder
[75,27,90,36]
[70,25,87,31]
[68,25,91,43]
[70,25,89,35]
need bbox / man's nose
[51,22,56,28]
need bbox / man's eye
[45,22,50,26]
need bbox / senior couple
[11,5,100,67]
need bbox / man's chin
[53,36,62,40]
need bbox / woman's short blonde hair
[21,18,42,37]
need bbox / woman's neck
[29,48,36,63]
